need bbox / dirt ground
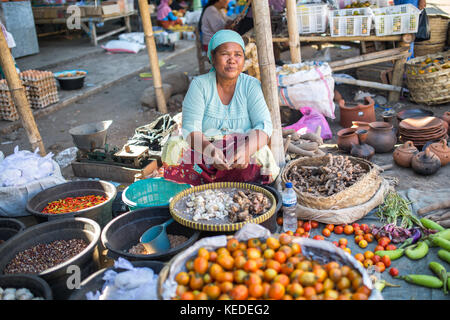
[1,44,449,193]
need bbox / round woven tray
[169,182,276,232]
[405,50,450,105]
[281,155,381,210]
[157,234,381,300]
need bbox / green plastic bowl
[122,178,191,210]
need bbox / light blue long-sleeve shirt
[182,71,273,140]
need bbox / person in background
[234,0,286,35]
[199,0,233,52]
[157,0,183,29]
[0,21,19,79]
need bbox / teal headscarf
[207,30,246,69]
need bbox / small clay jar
[337,127,359,152]
[350,129,375,160]
[365,122,397,153]
[393,141,418,168]
[411,148,441,176]
[428,139,450,166]
[442,111,450,125]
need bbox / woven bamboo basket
[405,50,450,105]
[280,155,381,210]
[169,182,276,232]
[414,42,446,57]
[414,16,449,57]
[157,233,381,300]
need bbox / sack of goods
[277,61,335,119]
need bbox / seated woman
[162,30,280,186]
[199,0,233,52]
[157,0,183,29]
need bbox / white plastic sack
[0,147,66,217]
[277,62,335,119]
[86,257,159,300]
[102,40,145,54]
[184,10,202,25]
[118,32,145,45]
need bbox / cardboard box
[83,5,103,17]
[101,1,120,15]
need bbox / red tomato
[381,255,391,268]
[313,235,324,241]
[385,244,397,251]
[389,268,399,277]
[303,222,312,232]
[334,226,344,234]
[277,217,283,226]
[374,245,385,253]
[352,223,360,229]
[297,220,304,228]
[311,221,319,229]
[332,241,339,247]
[322,228,331,237]
[360,224,370,233]
[378,236,391,247]
[375,262,386,273]
[325,224,335,232]
[372,255,381,264]
[338,238,348,246]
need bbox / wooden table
[34,11,137,46]
[247,32,414,102]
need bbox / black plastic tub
[26,180,117,228]
[0,217,101,300]
[0,274,53,300]
[57,75,85,90]
[68,260,165,300]
[0,218,26,246]
[101,206,201,262]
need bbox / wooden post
[388,35,413,102]
[286,0,301,63]
[252,0,285,167]
[138,0,168,114]
[0,30,46,156]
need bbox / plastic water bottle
[282,182,297,233]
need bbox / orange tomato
[204,284,221,299]
[280,245,293,258]
[216,271,234,283]
[381,255,391,268]
[354,235,364,244]
[264,268,278,282]
[374,245,385,252]
[180,291,195,300]
[311,221,319,229]
[247,247,261,260]
[378,236,391,247]
[279,233,293,245]
[354,253,364,262]
[189,274,204,290]
[286,230,294,236]
[281,262,295,275]
[232,249,244,258]
[314,282,324,294]
[287,283,304,298]
[266,237,281,250]
[363,251,374,260]
[243,260,259,273]
[217,254,234,270]
[297,220,304,228]
[354,229,365,236]
[332,241,339,247]
[326,261,340,272]
[363,233,374,243]
[268,282,285,300]
[219,281,233,293]
[322,228,331,237]
[239,242,247,251]
[334,225,344,234]
[217,247,230,256]
[209,263,223,280]
[296,227,305,235]
[324,289,339,300]
[266,259,282,273]
[203,273,212,284]
[352,292,368,300]
[175,272,190,286]
[325,224,335,232]
[344,247,351,254]
[185,259,194,271]
[314,268,327,282]
[375,261,386,273]
[218,293,232,300]
[386,244,397,251]
[291,243,302,255]
[193,257,208,274]
[226,238,239,252]
[209,251,217,262]
[313,235,324,240]
[246,273,262,286]
[263,248,275,260]
[303,286,316,300]
[234,269,248,284]
[344,225,354,235]
[360,224,370,233]
[363,259,373,268]
[230,284,249,300]
[329,268,342,282]
[274,251,287,264]
[176,284,188,297]
[338,238,348,246]
[249,283,264,298]
[274,274,290,287]
[247,238,261,248]
[339,244,347,251]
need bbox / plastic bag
[282,106,333,140]
[277,62,335,119]
[101,40,145,54]
[415,10,430,42]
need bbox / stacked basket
[405,50,450,105]
[414,14,449,57]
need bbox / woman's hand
[211,147,231,171]
[230,144,250,170]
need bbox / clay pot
[339,97,376,128]
[441,111,450,125]
[350,129,375,160]
[427,139,450,166]
[351,121,370,131]
[337,127,359,152]
[411,148,441,176]
[393,141,418,168]
[365,122,397,153]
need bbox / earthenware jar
[428,139,450,166]
[411,148,441,175]
[337,127,359,152]
[351,121,370,131]
[442,111,450,125]
[365,122,397,153]
[339,97,376,128]
[350,129,375,160]
[393,141,418,168]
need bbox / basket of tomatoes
[157,223,381,300]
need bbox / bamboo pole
[252,0,285,167]
[333,76,402,92]
[286,0,301,63]
[138,0,168,114]
[0,30,46,156]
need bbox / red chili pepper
[42,195,107,214]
